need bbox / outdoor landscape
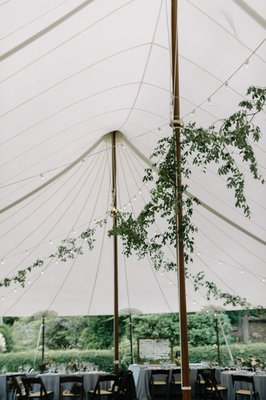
[0,309,265,373]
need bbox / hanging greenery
[1,86,265,308]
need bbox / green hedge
[0,343,265,373]
[0,349,115,373]
[186,342,266,366]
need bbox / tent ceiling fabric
[0,0,265,316]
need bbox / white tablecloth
[220,370,266,400]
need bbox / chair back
[60,375,84,397]
[114,370,136,400]
[11,376,27,398]
[150,369,169,384]
[94,374,118,395]
[22,377,48,398]
[199,369,219,390]
[231,374,256,392]
[171,368,181,384]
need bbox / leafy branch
[108,86,265,306]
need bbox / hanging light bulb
[190,110,195,117]
[207,97,212,106]
[224,81,229,89]
[1,259,4,265]
[40,173,45,180]
[244,59,249,69]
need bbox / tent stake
[171,1,191,399]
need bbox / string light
[40,173,45,180]
[1,259,4,265]
[207,97,212,106]
[190,110,195,117]
[224,81,229,89]
[244,59,249,69]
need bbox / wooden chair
[10,375,27,400]
[60,375,84,400]
[196,369,216,398]
[231,375,259,400]
[149,369,169,399]
[22,377,53,400]
[168,368,182,398]
[88,374,118,400]
[113,370,137,400]
[200,369,227,400]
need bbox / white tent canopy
[0,0,265,316]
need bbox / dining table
[220,370,266,400]
[128,364,217,400]
[0,371,104,400]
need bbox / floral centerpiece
[236,356,266,371]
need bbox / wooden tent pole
[111,131,119,375]
[41,316,45,363]
[171,2,191,400]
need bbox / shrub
[186,342,266,366]
[0,349,114,373]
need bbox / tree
[45,317,88,350]
[79,316,114,350]
[187,312,232,347]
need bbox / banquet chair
[196,369,216,398]
[149,369,170,399]
[22,377,53,400]
[10,375,27,400]
[200,369,227,400]
[231,375,259,400]
[113,370,137,400]
[60,375,84,400]
[88,374,118,400]
[168,368,182,398]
